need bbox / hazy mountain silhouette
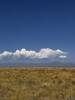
[0,61,75,67]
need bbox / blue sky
[0,0,75,62]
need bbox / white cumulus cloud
[0,48,67,60]
[59,55,67,58]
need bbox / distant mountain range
[0,61,75,67]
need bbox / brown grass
[0,67,75,100]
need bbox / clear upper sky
[0,0,75,61]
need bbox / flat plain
[0,67,75,100]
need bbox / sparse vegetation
[0,68,75,100]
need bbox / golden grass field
[0,68,75,100]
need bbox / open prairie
[0,68,75,100]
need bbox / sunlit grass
[0,68,75,100]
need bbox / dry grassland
[0,68,75,100]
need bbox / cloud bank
[0,48,67,60]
